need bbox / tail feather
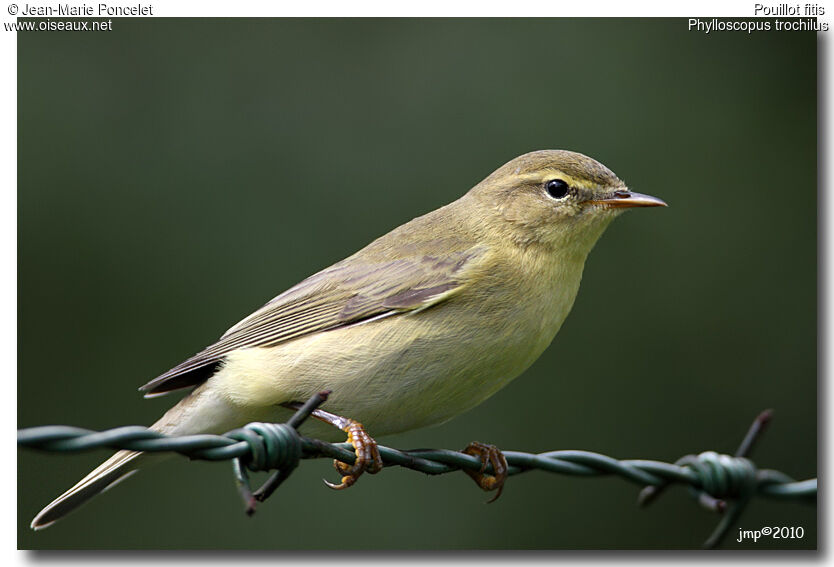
[30,384,249,530]
[30,450,143,530]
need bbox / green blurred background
[18,19,816,549]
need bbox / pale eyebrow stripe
[514,170,565,182]
[515,171,595,189]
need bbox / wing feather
[139,245,486,396]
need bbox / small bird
[31,150,666,529]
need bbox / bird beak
[588,190,668,208]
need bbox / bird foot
[461,441,508,503]
[325,419,383,490]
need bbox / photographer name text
[19,3,152,16]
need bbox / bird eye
[545,179,570,200]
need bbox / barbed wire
[18,391,816,548]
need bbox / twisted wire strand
[18,396,816,548]
[17,425,815,498]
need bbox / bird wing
[139,244,487,396]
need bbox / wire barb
[636,409,789,548]
[18,400,815,548]
[227,390,331,514]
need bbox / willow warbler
[31,149,666,529]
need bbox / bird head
[468,150,667,251]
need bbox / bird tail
[28,398,201,532]
[29,384,249,530]
[30,449,151,530]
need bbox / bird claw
[462,441,508,503]
[325,420,382,490]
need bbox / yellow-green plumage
[31,149,665,529]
